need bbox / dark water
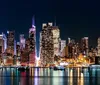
[0,67,100,85]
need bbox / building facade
[81,37,89,56]
[60,40,66,57]
[7,31,15,52]
[28,17,36,65]
[40,23,60,66]
[0,33,7,54]
[16,42,20,59]
[98,37,100,56]
[0,33,7,64]
[52,26,60,56]
[20,34,25,50]
[20,39,30,65]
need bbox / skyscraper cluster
[61,37,98,64]
[0,17,36,66]
[0,17,100,67]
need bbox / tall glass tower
[29,16,36,66]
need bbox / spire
[32,15,35,28]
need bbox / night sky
[0,0,100,55]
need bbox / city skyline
[0,16,99,47]
[0,1,100,85]
[1,20,100,57]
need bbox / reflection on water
[0,67,100,85]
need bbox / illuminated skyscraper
[20,39,30,65]
[20,34,25,50]
[61,45,68,57]
[70,39,76,57]
[14,40,16,55]
[25,38,30,51]
[0,33,7,62]
[7,31,15,51]
[5,31,15,65]
[81,37,88,56]
[40,23,54,66]
[29,17,36,65]
[60,40,66,56]
[68,39,74,58]
[52,26,60,56]
[40,23,60,66]
[0,33,7,53]
[16,42,20,58]
[97,37,100,56]
[67,38,80,58]
[74,43,80,57]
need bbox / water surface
[0,67,100,85]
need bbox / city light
[0,20,99,67]
[0,1,100,85]
[60,62,68,66]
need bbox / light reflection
[11,69,13,85]
[80,73,84,85]
[69,69,73,85]
[0,68,100,85]
[34,68,38,85]
[70,69,73,77]
[32,68,34,76]
[52,73,59,85]
[68,68,69,77]
[20,72,26,85]
[78,68,80,77]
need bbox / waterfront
[0,67,100,85]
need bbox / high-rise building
[16,42,20,58]
[68,39,73,58]
[25,38,30,51]
[20,34,25,50]
[14,40,16,55]
[0,33,7,53]
[70,39,76,57]
[74,43,80,57]
[20,48,29,65]
[81,37,89,56]
[61,45,68,58]
[67,38,79,58]
[52,26,60,56]
[29,17,36,65]
[5,31,15,65]
[40,23,54,66]
[60,40,66,57]
[0,33,7,63]
[20,39,30,65]
[98,37,100,56]
[7,31,15,51]
[40,22,60,66]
